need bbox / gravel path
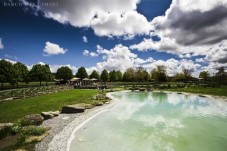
[35,92,118,151]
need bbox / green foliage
[116,70,122,81]
[151,65,167,82]
[29,64,52,86]
[89,70,100,80]
[199,71,210,81]
[14,62,29,84]
[76,67,88,79]
[136,67,150,82]
[11,123,22,134]
[123,68,135,82]
[56,66,73,81]
[109,70,118,82]
[0,59,17,87]
[22,126,46,136]
[100,69,109,82]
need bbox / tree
[215,67,226,84]
[109,70,118,82]
[0,60,16,88]
[182,68,192,80]
[56,66,73,82]
[135,67,150,82]
[100,69,109,82]
[76,67,88,79]
[199,71,210,81]
[151,65,167,82]
[14,62,29,86]
[116,70,122,81]
[123,68,136,82]
[44,64,53,85]
[89,70,100,80]
[29,64,47,86]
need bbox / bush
[22,126,46,136]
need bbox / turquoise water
[69,92,227,151]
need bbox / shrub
[22,126,46,136]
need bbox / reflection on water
[69,92,227,151]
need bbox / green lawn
[0,89,98,122]
[165,86,227,97]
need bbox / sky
[0,0,227,76]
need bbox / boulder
[0,123,13,139]
[0,123,13,131]
[92,101,104,106]
[41,111,60,120]
[23,114,44,126]
[91,94,109,100]
[41,112,55,120]
[61,104,86,113]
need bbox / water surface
[69,92,227,151]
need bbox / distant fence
[0,85,74,102]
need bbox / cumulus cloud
[43,41,67,56]
[83,50,98,57]
[22,0,152,37]
[82,36,88,43]
[84,44,201,77]
[130,0,227,69]
[0,38,4,49]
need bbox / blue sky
[0,0,227,76]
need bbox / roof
[70,77,80,81]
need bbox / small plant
[10,122,22,135]
[22,126,46,136]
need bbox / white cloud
[84,44,202,77]
[4,54,18,60]
[83,50,98,57]
[23,0,152,37]
[83,50,89,56]
[0,38,4,49]
[0,58,17,64]
[43,41,67,56]
[82,36,88,43]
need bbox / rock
[0,123,13,131]
[41,112,54,120]
[52,111,60,116]
[92,101,104,106]
[91,94,109,100]
[23,114,44,126]
[41,111,60,120]
[61,104,86,113]
[0,123,13,139]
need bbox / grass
[0,89,98,122]
[165,86,227,97]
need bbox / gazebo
[69,77,81,85]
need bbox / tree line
[0,59,226,89]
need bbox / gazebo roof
[90,78,98,81]
[83,78,90,81]
[70,77,80,81]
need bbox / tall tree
[116,70,122,81]
[215,67,226,84]
[14,62,29,86]
[122,68,135,82]
[76,67,88,79]
[89,70,100,80]
[135,67,150,82]
[199,71,210,81]
[56,66,73,82]
[151,65,167,82]
[109,70,118,82]
[29,64,47,86]
[100,69,109,82]
[0,60,16,88]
